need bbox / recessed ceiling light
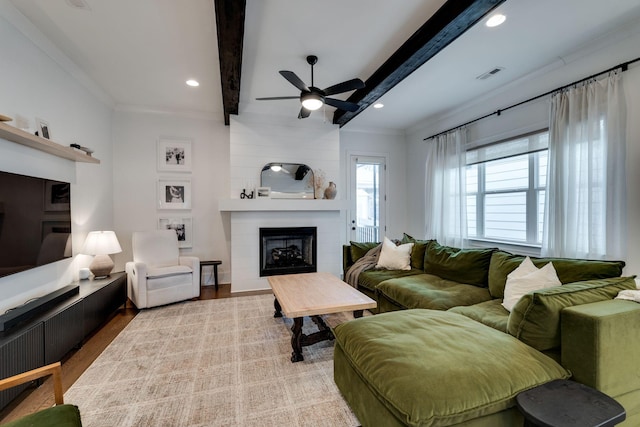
[486,14,506,27]
[186,79,200,87]
[373,103,384,109]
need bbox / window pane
[538,190,545,243]
[485,155,528,191]
[484,192,527,241]
[466,164,478,194]
[466,195,477,238]
[537,151,548,188]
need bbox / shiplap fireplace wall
[222,114,346,293]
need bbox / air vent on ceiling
[65,0,91,10]
[476,67,504,80]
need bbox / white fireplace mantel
[220,198,347,294]
[218,198,347,212]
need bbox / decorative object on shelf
[79,267,91,280]
[157,177,192,209]
[257,186,271,198]
[323,181,337,199]
[0,114,12,122]
[82,230,122,278]
[158,216,193,248]
[70,143,94,156]
[240,188,254,199]
[14,114,30,131]
[157,137,192,172]
[313,168,326,199]
[35,117,51,139]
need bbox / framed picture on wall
[157,177,191,210]
[35,117,51,140]
[158,216,192,248]
[157,137,192,172]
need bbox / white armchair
[125,230,200,309]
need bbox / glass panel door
[349,155,386,242]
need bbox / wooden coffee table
[268,272,377,362]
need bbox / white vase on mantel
[323,182,337,200]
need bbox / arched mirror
[260,163,315,199]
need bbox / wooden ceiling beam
[214,0,246,125]
[332,0,506,127]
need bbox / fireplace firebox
[260,227,317,277]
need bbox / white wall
[0,9,114,313]
[112,110,230,284]
[340,128,408,240]
[229,113,341,198]
[225,113,343,291]
[405,25,640,273]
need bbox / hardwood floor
[0,283,268,424]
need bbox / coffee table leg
[273,297,282,318]
[354,309,364,318]
[291,317,304,362]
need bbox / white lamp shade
[82,231,122,255]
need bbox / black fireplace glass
[260,227,317,277]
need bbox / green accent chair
[0,362,82,426]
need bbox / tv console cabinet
[0,272,126,411]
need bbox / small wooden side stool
[200,260,222,291]
[516,379,626,427]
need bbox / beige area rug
[64,294,361,427]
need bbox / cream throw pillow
[376,237,414,270]
[502,256,561,312]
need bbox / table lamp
[82,231,122,279]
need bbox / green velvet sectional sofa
[335,237,640,426]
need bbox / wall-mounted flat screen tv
[0,170,72,278]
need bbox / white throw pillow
[502,257,561,312]
[375,237,414,270]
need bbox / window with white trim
[466,130,548,246]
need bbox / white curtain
[542,70,627,259]
[425,128,467,247]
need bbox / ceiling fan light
[301,93,324,111]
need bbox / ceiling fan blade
[323,78,365,96]
[298,107,311,119]
[280,70,310,92]
[325,97,360,112]
[255,96,299,101]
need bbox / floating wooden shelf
[0,122,100,164]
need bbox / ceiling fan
[256,55,365,119]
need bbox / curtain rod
[423,56,640,141]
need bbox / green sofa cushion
[349,241,380,264]
[449,299,510,332]
[2,404,82,427]
[357,268,424,292]
[333,310,570,427]
[400,233,433,270]
[424,241,495,287]
[377,273,492,311]
[488,250,626,298]
[507,276,637,351]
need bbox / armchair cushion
[132,230,180,267]
[147,265,192,279]
[2,404,81,427]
